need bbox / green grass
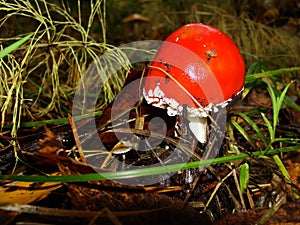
[231,65,300,194]
[0,145,298,182]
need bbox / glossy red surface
[144,23,245,109]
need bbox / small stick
[68,114,87,164]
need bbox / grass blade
[245,67,300,83]
[261,112,274,142]
[1,145,299,182]
[273,154,290,180]
[0,33,33,59]
[236,112,268,146]
[239,162,249,194]
[230,118,257,149]
[2,111,102,129]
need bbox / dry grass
[133,1,300,66]
[190,3,300,66]
[0,0,130,136]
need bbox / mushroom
[143,23,245,143]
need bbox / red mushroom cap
[143,23,245,117]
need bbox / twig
[68,114,87,164]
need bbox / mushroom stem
[188,116,207,144]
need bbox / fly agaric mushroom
[143,23,245,143]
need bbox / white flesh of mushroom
[188,116,208,144]
[144,85,212,143]
[144,83,243,144]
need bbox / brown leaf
[38,127,64,154]
[0,178,62,225]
